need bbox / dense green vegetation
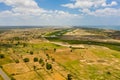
[63,40,120,51]
[45,37,120,51]
[45,29,73,37]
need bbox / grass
[89,46,120,58]
[1,41,120,80]
[0,75,3,80]
[14,71,42,80]
[60,59,120,80]
[0,52,14,65]
[86,65,101,79]
[0,41,65,66]
[31,42,64,49]
[59,60,82,79]
[51,45,120,80]
[0,57,13,65]
[62,61,98,79]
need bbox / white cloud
[62,0,118,9]
[111,1,118,6]
[95,8,120,16]
[102,1,117,7]
[0,0,79,17]
[61,3,75,9]
[0,0,46,15]
[62,0,120,16]
[0,0,81,25]
[82,8,120,16]
[0,0,119,26]
[0,0,38,7]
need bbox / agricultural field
[0,27,120,80]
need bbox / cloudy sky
[0,0,120,26]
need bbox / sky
[0,0,120,26]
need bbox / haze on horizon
[0,0,120,26]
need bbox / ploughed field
[0,27,120,80]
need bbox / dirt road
[0,68,10,80]
[51,41,85,48]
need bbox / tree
[67,74,72,80]
[54,48,56,52]
[23,58,29,62]
[46,63,52,70]
[39,58,43,64]
[30,51,33,55]
[0,54,4,59]
[34,57,38,62]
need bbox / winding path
[0,68,10,80]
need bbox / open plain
[0,27,120,80]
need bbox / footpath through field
[51,41,85,48]
[0,68,10,80]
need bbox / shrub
[15,59,19,63]
[34,57,38,62]
[69,46,72,48]
[46,63,52,70]
[0,54,4,59]
[23,58,29,62]
[67,74,72,80]
[106,71,111,75]
[11,77,16,80]
[41,62,45,67]
[33,66,36,70]
[54,48,56,52]
[30,51,33,55]
[46,54,49,57]
[51,58,55,62]
[39,58,43,64]
[46,54,50,59]
[0,65,3,68]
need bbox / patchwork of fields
[0,27,120,80]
